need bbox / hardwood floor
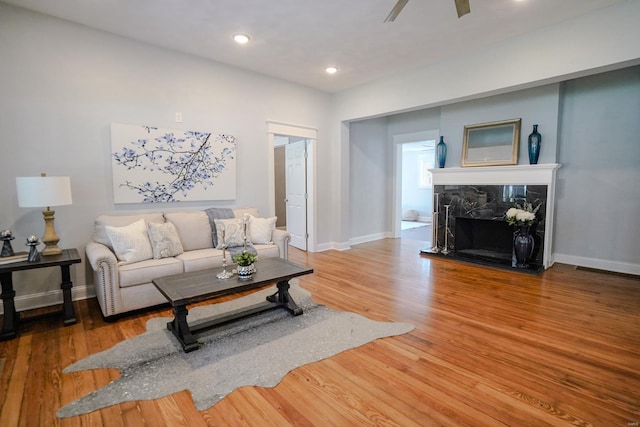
[1,238,639,426]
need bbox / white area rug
[57,282,414,418]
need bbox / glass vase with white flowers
[505,202,540,227]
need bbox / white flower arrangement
[505,202,540,226]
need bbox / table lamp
[16,174,72,256]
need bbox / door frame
[392,130,440,238]
[267,121,316,252]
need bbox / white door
[285,140,307,250]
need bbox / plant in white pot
[233,251,257,279]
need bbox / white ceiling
[3,0,622,93]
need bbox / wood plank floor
[1,238,639,426]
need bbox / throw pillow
[105,218,153,264]
[244,214,277,244]
[214,217,248,249]
[147,221,184,259]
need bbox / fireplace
[454,218,512,264]
[425,164,561,271]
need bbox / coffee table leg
[167,305,199,352]
[266,280,303,316]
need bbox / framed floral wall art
[110,123,237,203]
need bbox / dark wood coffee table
[152,257,313,352]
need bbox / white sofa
[85,207,290,319]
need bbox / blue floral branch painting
[110,123,236,203]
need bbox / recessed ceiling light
[325,66,338,74]
[233,34,250,45]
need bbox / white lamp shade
[16,176,73,208]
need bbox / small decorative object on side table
[26,235,41,263]
[1,230,16,257]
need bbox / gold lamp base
[41,208,62,256]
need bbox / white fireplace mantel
[429,164,562,186]
[429,163,562,269]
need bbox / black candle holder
[26,235,41,263]
[1,230,15,257]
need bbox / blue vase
[528,124,541,165]
[436,136,447,168]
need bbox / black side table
[0,248,82,340]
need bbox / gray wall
[347,67,640,274]
[440,84,561,167]
[349,117,389,241]
[0,3,331,307]
[1,2,638,314]
[554,66,640,269]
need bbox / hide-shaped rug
[57,281,414,418]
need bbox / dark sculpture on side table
[1,230,15,257]
[26,235,41,263]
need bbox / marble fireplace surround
[429,164,561,269]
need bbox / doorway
[267,122,316,252]
[393,130,439,242]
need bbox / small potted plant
[233,250,257,279]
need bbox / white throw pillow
[214,217,248,248]
[244,214,277,244]
[105,218,153,264]
[147,221,184,259]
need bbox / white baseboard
[315,234,392,252]
[0,285,95,316]
[315,241,351,252]
[417,216,432,224]
[552,253,640,276]
[350,232,390,246]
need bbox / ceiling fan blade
[384,0,409,23]
[454,0,470,18]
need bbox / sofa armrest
[271,228,291,260]
[85,241,120,318]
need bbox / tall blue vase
[436,136,447,168]
[528,124,541,165]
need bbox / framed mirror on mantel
[462,118,521,167]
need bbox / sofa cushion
[147,221,184,259]
[94,213,164,249]
[245,214,277,244]
[118,257,184,288]
[233,207,260,218]
[164,211,212,251]
[176,248,225,272]
[214,217,248,249]
[105,219,153,264]
[253,244,280,259]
